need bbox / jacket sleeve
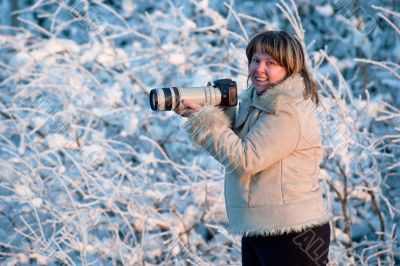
[183,104,300,176]
[222,106,237,128]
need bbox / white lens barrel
[149,86,222,111]
[178,86,221,107]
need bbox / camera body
[149,79,238,111]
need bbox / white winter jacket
[183,74,331,236]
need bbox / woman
[177,31,331,265]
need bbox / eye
[252,58,259,63]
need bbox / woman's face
[249,52,287,94]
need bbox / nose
[255,62,265,73]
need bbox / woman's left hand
[175,99,202,118]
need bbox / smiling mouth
[255,77,268,82]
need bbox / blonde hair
[246,31,319,104]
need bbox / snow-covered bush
[0,0,398,265]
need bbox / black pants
[242,222,330,266]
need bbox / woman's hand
[175,99,202,118]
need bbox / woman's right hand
[174,100,201,118]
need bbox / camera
[149,79,238,111]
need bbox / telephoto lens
[149,79,238,111]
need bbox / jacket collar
[234,74,305,128]
[242,73,306,114]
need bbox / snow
[15,185,33,199]
[104,83,123,106]
[0,0,399,265]
[79,41,103,64]
[122,113,139,136]
[47,133,79,150]
[315,4,334,17]
[81,144,106,168]
[31,197,43,208]
[168,52,186,65]
[9,52,33,68]
[122,0,136,17]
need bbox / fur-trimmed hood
[244,73,306,111]
[235,73,306,128]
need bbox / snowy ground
[0,0,399,265]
